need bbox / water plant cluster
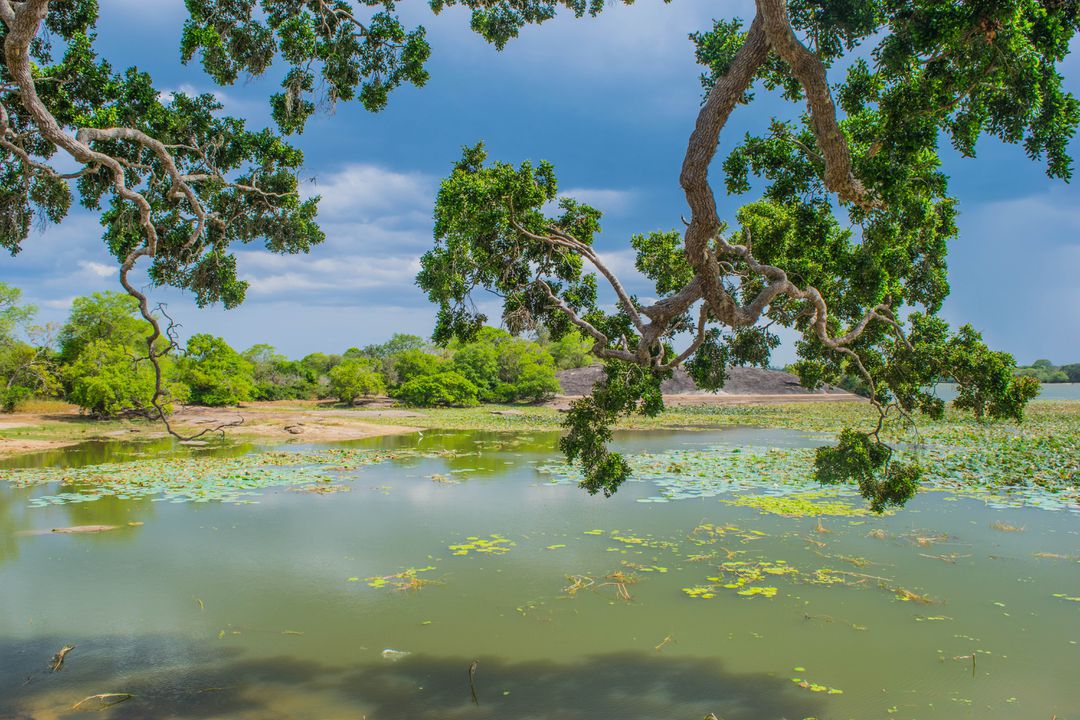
[2,448,429,507]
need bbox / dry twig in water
[48,645,74,672]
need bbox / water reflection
[1,634,823,720]
[0,437,258,470]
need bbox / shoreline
[1,394,1075,460]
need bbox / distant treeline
[1014,360,1080,384]
[0,284,595,415]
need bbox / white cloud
[559,188,637,214]
[307,164,435,222]
[236,250,421,296]
[78,261,116,279]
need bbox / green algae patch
[448,534,515,556]
[365,566,439,591]
[721,491,885,518]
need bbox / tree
[1062,364,1080,383]
[65,338,185,416]
[542,329,596,371]
[494,337,560,402]
[450,327,560,402]
[0,282,57,411]
[57,292,148,365]
[328,358,385,405]
[174,334,255,407]
[244,344,316,400]
[1,2,325,427]
[394,370,480,407]
[417,1,1076,510]
[392,349,448,385]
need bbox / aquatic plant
[448,534,514,556]
[3,448,426,507]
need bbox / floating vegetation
[790,669,845,695]
[721,491,884,518]
[4,448,427,507]
[1052,593,1080,603]
[688,522,766,546]
[448,534,514,556]
[609,530,680,552]
[564,575,595,595]
[288,483,351,494]
[537,406,1080,512]
[366,566,439,591]
[684,559,795,600]
[989,520,1025,532]
[600,570,638,601]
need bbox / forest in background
[0,282,597,414]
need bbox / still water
[936,381,1080,402]
[1,429,1077,719]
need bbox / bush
[244,344,316,400]
[449,327,560,403]
[0,341,59,412]
[328,358,385,404]
[394,371,479,407]
[174,334,255,406]
[392,349,448,384]
[66,339,186,416]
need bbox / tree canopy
[2,0,1076,509]
[416,0,1078,509]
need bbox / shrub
[66,339,186,416]
[174,334,255,406]
[329,358,385,404]
[392,349,448,384]
[394,370,479,407]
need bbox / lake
[1,428,1077,719]
[936,382,1080,401]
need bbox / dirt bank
[0,401,419,458]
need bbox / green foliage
[392,349,449,385]
[57,292,148,365]
[328,358,385,404]
[0,283,57,411]
[65,339,184,417]
[0,282,35,341]
[243,344,316,400]
[541,328,596,370]
[181,0,432,129]
[814,429,920,513]
[173,334,255,407]
[394,371,479,407]
[416,2,1078,509]
[418,143,599,344]
[452,327,560,402]
[560,361,668,496]
[1016,360,1077,383]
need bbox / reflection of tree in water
[55,494,155,533]
[1,635,823,720]
[0,487,31,566]
[375,429,564,478]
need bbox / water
[1,429,1078,719]
[936,382,1080,401]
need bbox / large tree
[417,0,1079,510]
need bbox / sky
[2,0,1078,365]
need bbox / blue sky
[2,0,1078,364]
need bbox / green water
[1,429,1077,719]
